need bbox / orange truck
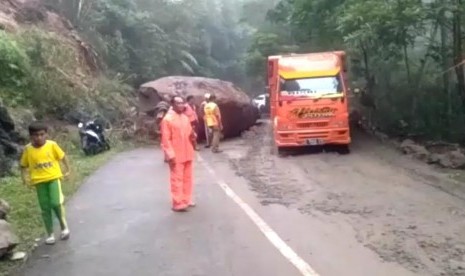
[267,51,351,153]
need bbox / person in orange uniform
[203,93,223,153]
[184,95,199,151]
[160,96,197,212]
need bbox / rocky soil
[223,122,465,276]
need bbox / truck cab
[267,51,351,152]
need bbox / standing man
[184,95,199,151]
[155,100,171,163]
[203,93,223,153]
[200,93,211,148]
[160,96,197,212]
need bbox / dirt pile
[138,76,259,139]
[400,139,465,169]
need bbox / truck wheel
[338,144,350,155]
[271,144,285,156]
[277,146,288,157]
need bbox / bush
[0,27,133,123]
[0,31,32,105]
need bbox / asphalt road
[17,124,465,276]
[16,149,300,276]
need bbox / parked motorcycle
[78,120,110,156]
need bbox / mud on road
[224,122,465,276]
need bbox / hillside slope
[0,0,136,176]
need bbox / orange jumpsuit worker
[160,96,197,212]
[184,95,199,151]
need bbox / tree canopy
[41,0,465,141]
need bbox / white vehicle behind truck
[252,93,269,113]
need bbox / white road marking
[197,154,320,276]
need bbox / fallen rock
[373,130,389,142]
[0,199,10,220]
[427,153,441,165]
[9,251,26,261]
[436,150,465,169]
[0,220,19,259]
[0,102,24,177]
[400,139,430,162]
[138,76,259,139]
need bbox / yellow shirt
[203,102,220,127]
[20,140,65,185]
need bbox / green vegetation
[3,0,465,141]
[0,27,132,120]
[0,130,131,276]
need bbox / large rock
[138,76,259,139]
[0,220,19,259]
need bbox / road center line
[197,154,320,276]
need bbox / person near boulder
[155,101,171,127]
[20,121,71,245]
[203,93,223,153]
[160,96,197,212]
[155,100,171,163]
[184,95,200,151]
[200,93,211,147]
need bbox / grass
[0,129,132,276]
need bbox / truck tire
[277,146,289,157]
[338,144,350,155]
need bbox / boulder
[0,220,19,259]
[138,76,259,139]
[0,199,9,220]
[400,139,430,162]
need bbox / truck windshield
[280,76,342,98]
